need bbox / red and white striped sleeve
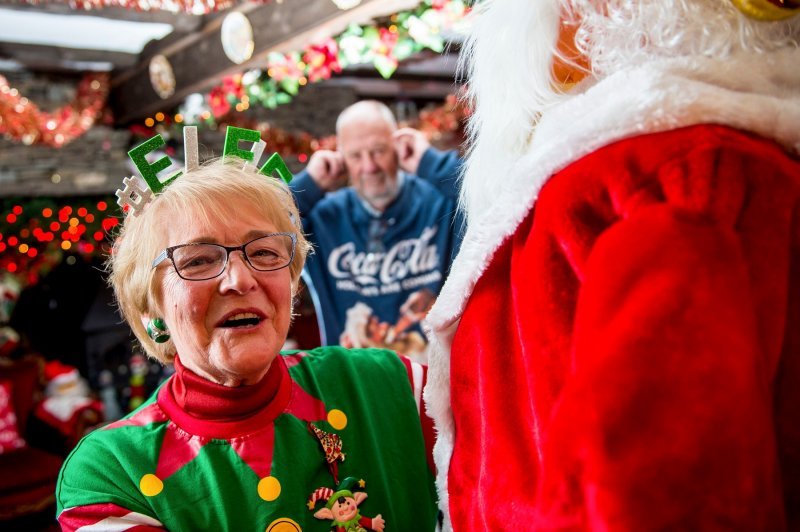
[398,355,436,474]
[58,502,165,531]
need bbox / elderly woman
[55,149,438,531]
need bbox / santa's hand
[371,514,385,531]
[306,150,346,191]
[393,128,430,175]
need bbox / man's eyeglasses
[152,233,297,281]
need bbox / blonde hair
[108,157,311,363]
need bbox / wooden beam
[0,2,203,32]
[111,0,420,125]
[0,41,138,71]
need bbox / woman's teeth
[222,312,261,328]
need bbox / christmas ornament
[146,317,170,344]
[149,55,176,100]
[730,0,800,20]
[308,422,346,483]
[0,73,109,147]
[221,12,255,65]
[308,477,385,532]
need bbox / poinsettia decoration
[303,39,342,83]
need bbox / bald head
[336,100,397,136]
[335,100,401,212]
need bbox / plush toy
[35,360,102,438]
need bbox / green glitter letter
[259,153,293,184]
[128,135,180,193]
[223,126,261,162]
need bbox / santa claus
[424,0,800,529]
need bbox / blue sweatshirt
[291,148,463,348]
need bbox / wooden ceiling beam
[110,0,420,125]
[0,41,138,71]
[0,2,204,31]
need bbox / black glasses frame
[152,232,297,281]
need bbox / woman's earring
[146,317,170,344]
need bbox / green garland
[183,0,471,122]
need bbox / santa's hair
[458,0,800,219]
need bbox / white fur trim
[423,48,800,529]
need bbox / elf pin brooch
[307,477,385,532]
[307,423,385,531]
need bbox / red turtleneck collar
[157,354,292,439]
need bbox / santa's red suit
[424,47,800,529]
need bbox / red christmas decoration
[12,0,270,14]
[303,39,342,83]
[0,73,110,148]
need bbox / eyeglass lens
[171,234,294,280]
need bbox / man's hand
[306,150,347,191]
[394,128,431,175]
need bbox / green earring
[146,317,170,344]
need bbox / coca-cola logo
[327,226,440,286]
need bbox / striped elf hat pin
[307,487,334,510]
[116,125,294,217]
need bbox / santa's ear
[354,492,368,505]
[314,508,334,520]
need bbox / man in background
[291,100,462,361]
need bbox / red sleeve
[58,502,165,531]
[537,202,784,528]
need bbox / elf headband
[730,0,800,21]
[116,125,293,217]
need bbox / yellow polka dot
[265,517,301,531]
[327,409,347,430]
[258,476,281,501]
[139,473,163,497]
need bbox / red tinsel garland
[8,0,265,14]
[0,72,110,148]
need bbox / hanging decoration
[149,55,177,100]
[0,198,120,288]
[0,73,110,148]
[11,0,269,15]
[132,91,469,163]
[415,92,469,143]
[181,0,471,121]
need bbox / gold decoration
[149,55,176,100]
[730,0,800,21]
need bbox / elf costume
[57,347,437,531]
[424,34,800,532]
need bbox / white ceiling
[0,7,174,54]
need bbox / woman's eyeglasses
[152,233,296,281]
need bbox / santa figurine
[424,0,800,530]
[36,360,103,440]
